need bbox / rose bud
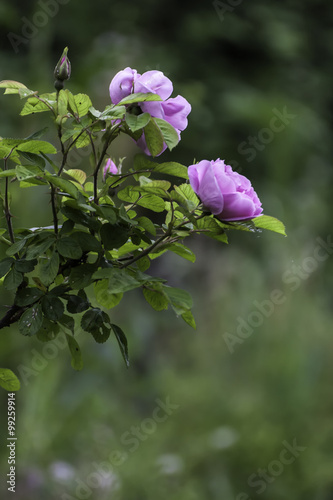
[54,47,71,82]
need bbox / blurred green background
[1,0,333,498]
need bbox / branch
[3,154,15,244]
[120,229,172,269]
[93,125,121,204]
[0,305,24,331]
[49,183,58,235]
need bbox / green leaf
[15,165,42,181]
[136,216,156,236]
[0,258,14,278]
[100,223,130,250]
[168,243,196,262]
[0,169,17,178]
[15,287,43,307]
[172,184,199,210]
[25,127,49,141]
[133,153,155,171]
[138,176,171,192]
[99,105,126,120]
[71,231,102,253]
[143,285,169,311]
[194,216,228,243]
[72,131,91,149]
[181,310,196,329]
[136,255,151,272]
[94,280,123,309]
[251,215,286,236]
[118,92,162,106]
[39,251,59,286]
[97,205,117,224]
[65,333,83,371]
[111,324,129,367]
[19,304,43,336]
[163,285,193,316]
[0,368,20,391]
[56,237,83,260]
[26,236,55,260]
[14,258,37,273]
[57,89,68,116]
[65,169,87,185]
[74,93,92,117]
[125,112,151,132]
[45,173,79,199]
[3,268,23,290]
[154,118,179,151]
[58,314,75,334]
[19,88,37,99]
[137,194,165,212]
[37,318,60,342]
[61,206,99,231]
[66,90,79,116]
[66,294,90,314]
[68,263,96,290]
[91,323,111,344]
[23,95,53,113]
[81,307,107,333]
[143,119,164,157]
[154,161,188,179]
[93,268,141,293]
[41,295,64,321]
[6,239,26,256]
[19,151,46,169]
[0,138,56,156]
[0,80,29,95]
[117,186,140,204]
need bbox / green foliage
[0,53,284,386]
[0,368,21,391]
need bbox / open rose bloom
[188,159,263,221]
[109,68,191,155]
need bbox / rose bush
[0,48,285,389]
[188,159,263,221]
[109,67,191,155]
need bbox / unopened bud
[103,158,118,181]
[54,47,71,82]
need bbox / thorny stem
[50,183,58,235]
[120,228,173,269]
[108,169,153,188]
[3,154,15,244]
[120,212,206,269]
[36,95,57,117]
[57,122,68,177]
[93,125,120,204]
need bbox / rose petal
[109,67,138,104]
[189,162,224,214]
[161,95,191,131]
[217,192,257,221]
[134,70,173,100]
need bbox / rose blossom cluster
[188,159,263,221]
[109,68,263,221]
[109,67,191,155]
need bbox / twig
[3,154,15,244]
[50,183,58,235]
[120,229,172,269]
[93,125,120,204]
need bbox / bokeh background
[1,0,333,498]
